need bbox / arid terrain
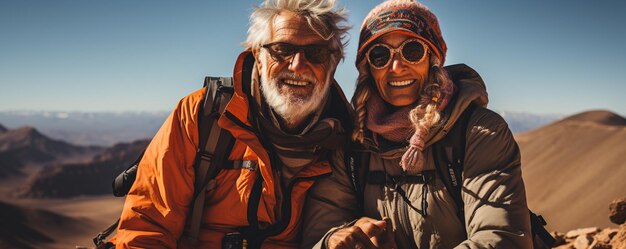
[0,110,625,248]
[518,110,626,232]
[0,124,145,248]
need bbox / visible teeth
[388,80,414,87]
[284,79,310,86]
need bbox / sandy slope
[4,196,124,249]
[517,111,626,232]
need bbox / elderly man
[109,0,355,248]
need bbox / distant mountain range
[22,139,148,198]
[0,110,560,146]
[496,110,563,133]
[0,126,103,178]
[0,111,168,146]
[0,126,102,161]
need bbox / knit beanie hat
[357,0,447,66]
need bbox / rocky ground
[553,197,626,249]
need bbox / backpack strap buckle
[198,151,213,163]
[231,160,257,171]
[367,170,436,186]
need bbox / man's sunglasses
[366,38,429,69]
[261,42,335,64]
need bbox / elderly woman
[302,1,533,248]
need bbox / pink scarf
[366,85,455,174]
[366,92,415,143]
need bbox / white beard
[260,67,332,127]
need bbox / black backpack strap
[238,171,332,249]
[432,103,477,236]
[186,77,236,244]
[346,142,370,215]
[93,218,120,248]
[530,211,556,248]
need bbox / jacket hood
[425,63,488,147]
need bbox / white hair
[244,0,350,65]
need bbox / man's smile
[282,79,312,87]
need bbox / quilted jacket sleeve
[301,148,360,249]
[454,108,533,249]
[111,90,203,248]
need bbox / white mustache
[276,71,318,85]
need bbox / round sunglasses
[261,42,335,64]
[366,38,429,69]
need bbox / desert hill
[517,110,626,232]
[561,110,626,126]
[0,200,92,249]
[0,124,7,133]
[22,139,149,198]
[0,152,24,178]
[0,124,135,248]
[0,126,102,167]
[0,197,125,249]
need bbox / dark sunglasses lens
[402,41,425,62]
[304,46,329,64]
[368,45,391,67]
[268,43,295,59]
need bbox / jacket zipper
[397,184,418,249]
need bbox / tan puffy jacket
[302,64,533,249]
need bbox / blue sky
[1,0,625,116]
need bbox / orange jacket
[111,51,349,248]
